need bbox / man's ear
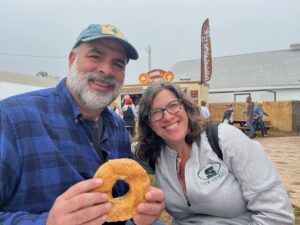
[68,51,76,68]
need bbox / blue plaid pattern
[0,78,132,224]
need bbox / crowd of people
[109,94,138,139]
[0,22,295,225]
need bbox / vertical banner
[201,18,212,83]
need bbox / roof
[0,71,60,87]
[170,48,300,89]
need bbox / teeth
[94,81,109,87]
[165,122,178,130]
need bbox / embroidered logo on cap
[102,24,127,41]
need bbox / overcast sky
[0,0,299,84]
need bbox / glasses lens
[150,100,182,122]
[166,100,181,114]
[150,110,163,121]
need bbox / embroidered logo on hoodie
[198,162,229,185]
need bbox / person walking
[254,102,269,137]
[246,96,256,138]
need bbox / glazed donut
[93,158,150,222]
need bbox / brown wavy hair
[135,82,208,163]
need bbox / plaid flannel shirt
[0,78,132,224]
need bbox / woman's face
[150,89,189,147]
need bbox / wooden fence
[209,101,300,132]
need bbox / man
[246,96,256,138]
[0,24,164,225]
[200,100,210,119]
[254,103,269,137]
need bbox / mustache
[85,72,121,88]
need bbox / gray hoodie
[155,123,294,225]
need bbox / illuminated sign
[138,69,174,84]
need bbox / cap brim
[78,35,139,60]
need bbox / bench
[238,124,272,133]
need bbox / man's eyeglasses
[149,99,182,122]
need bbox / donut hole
[112,179,129,198]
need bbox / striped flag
[201,18,212,83]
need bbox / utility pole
[147,45,151,71]
[140,45,152,71]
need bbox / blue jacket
[0,78,132,224]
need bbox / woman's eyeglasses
[149,99,182,122]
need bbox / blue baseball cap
[73,24,139,60]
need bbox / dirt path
[256,136,300,207]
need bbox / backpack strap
[149,159,156,171]
[206,123,223,160]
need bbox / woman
[135,82,294,225]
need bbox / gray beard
[67,60,123,110]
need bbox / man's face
[67,39,127,111]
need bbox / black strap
[149,159,156,171]
[206,123,223,160]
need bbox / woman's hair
[135,82,208,162]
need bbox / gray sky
[0,0,299,84]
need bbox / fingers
[47,179,111,225]
[132,186,165,225]
[68,203,111,225]
[145,186,165,203]
[67,192,109,213]
[48,193,111,225]
[62,179,103,200]
[135,200,164,218]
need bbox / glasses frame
[149,99,182,122]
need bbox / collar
[55,78,119,128]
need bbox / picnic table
[233,120,272,133]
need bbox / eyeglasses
[149,99,182,122]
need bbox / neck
[79,105,103,121]
[169,141,191,159]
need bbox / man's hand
[132,186,165,225]
[47,179,111,225]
